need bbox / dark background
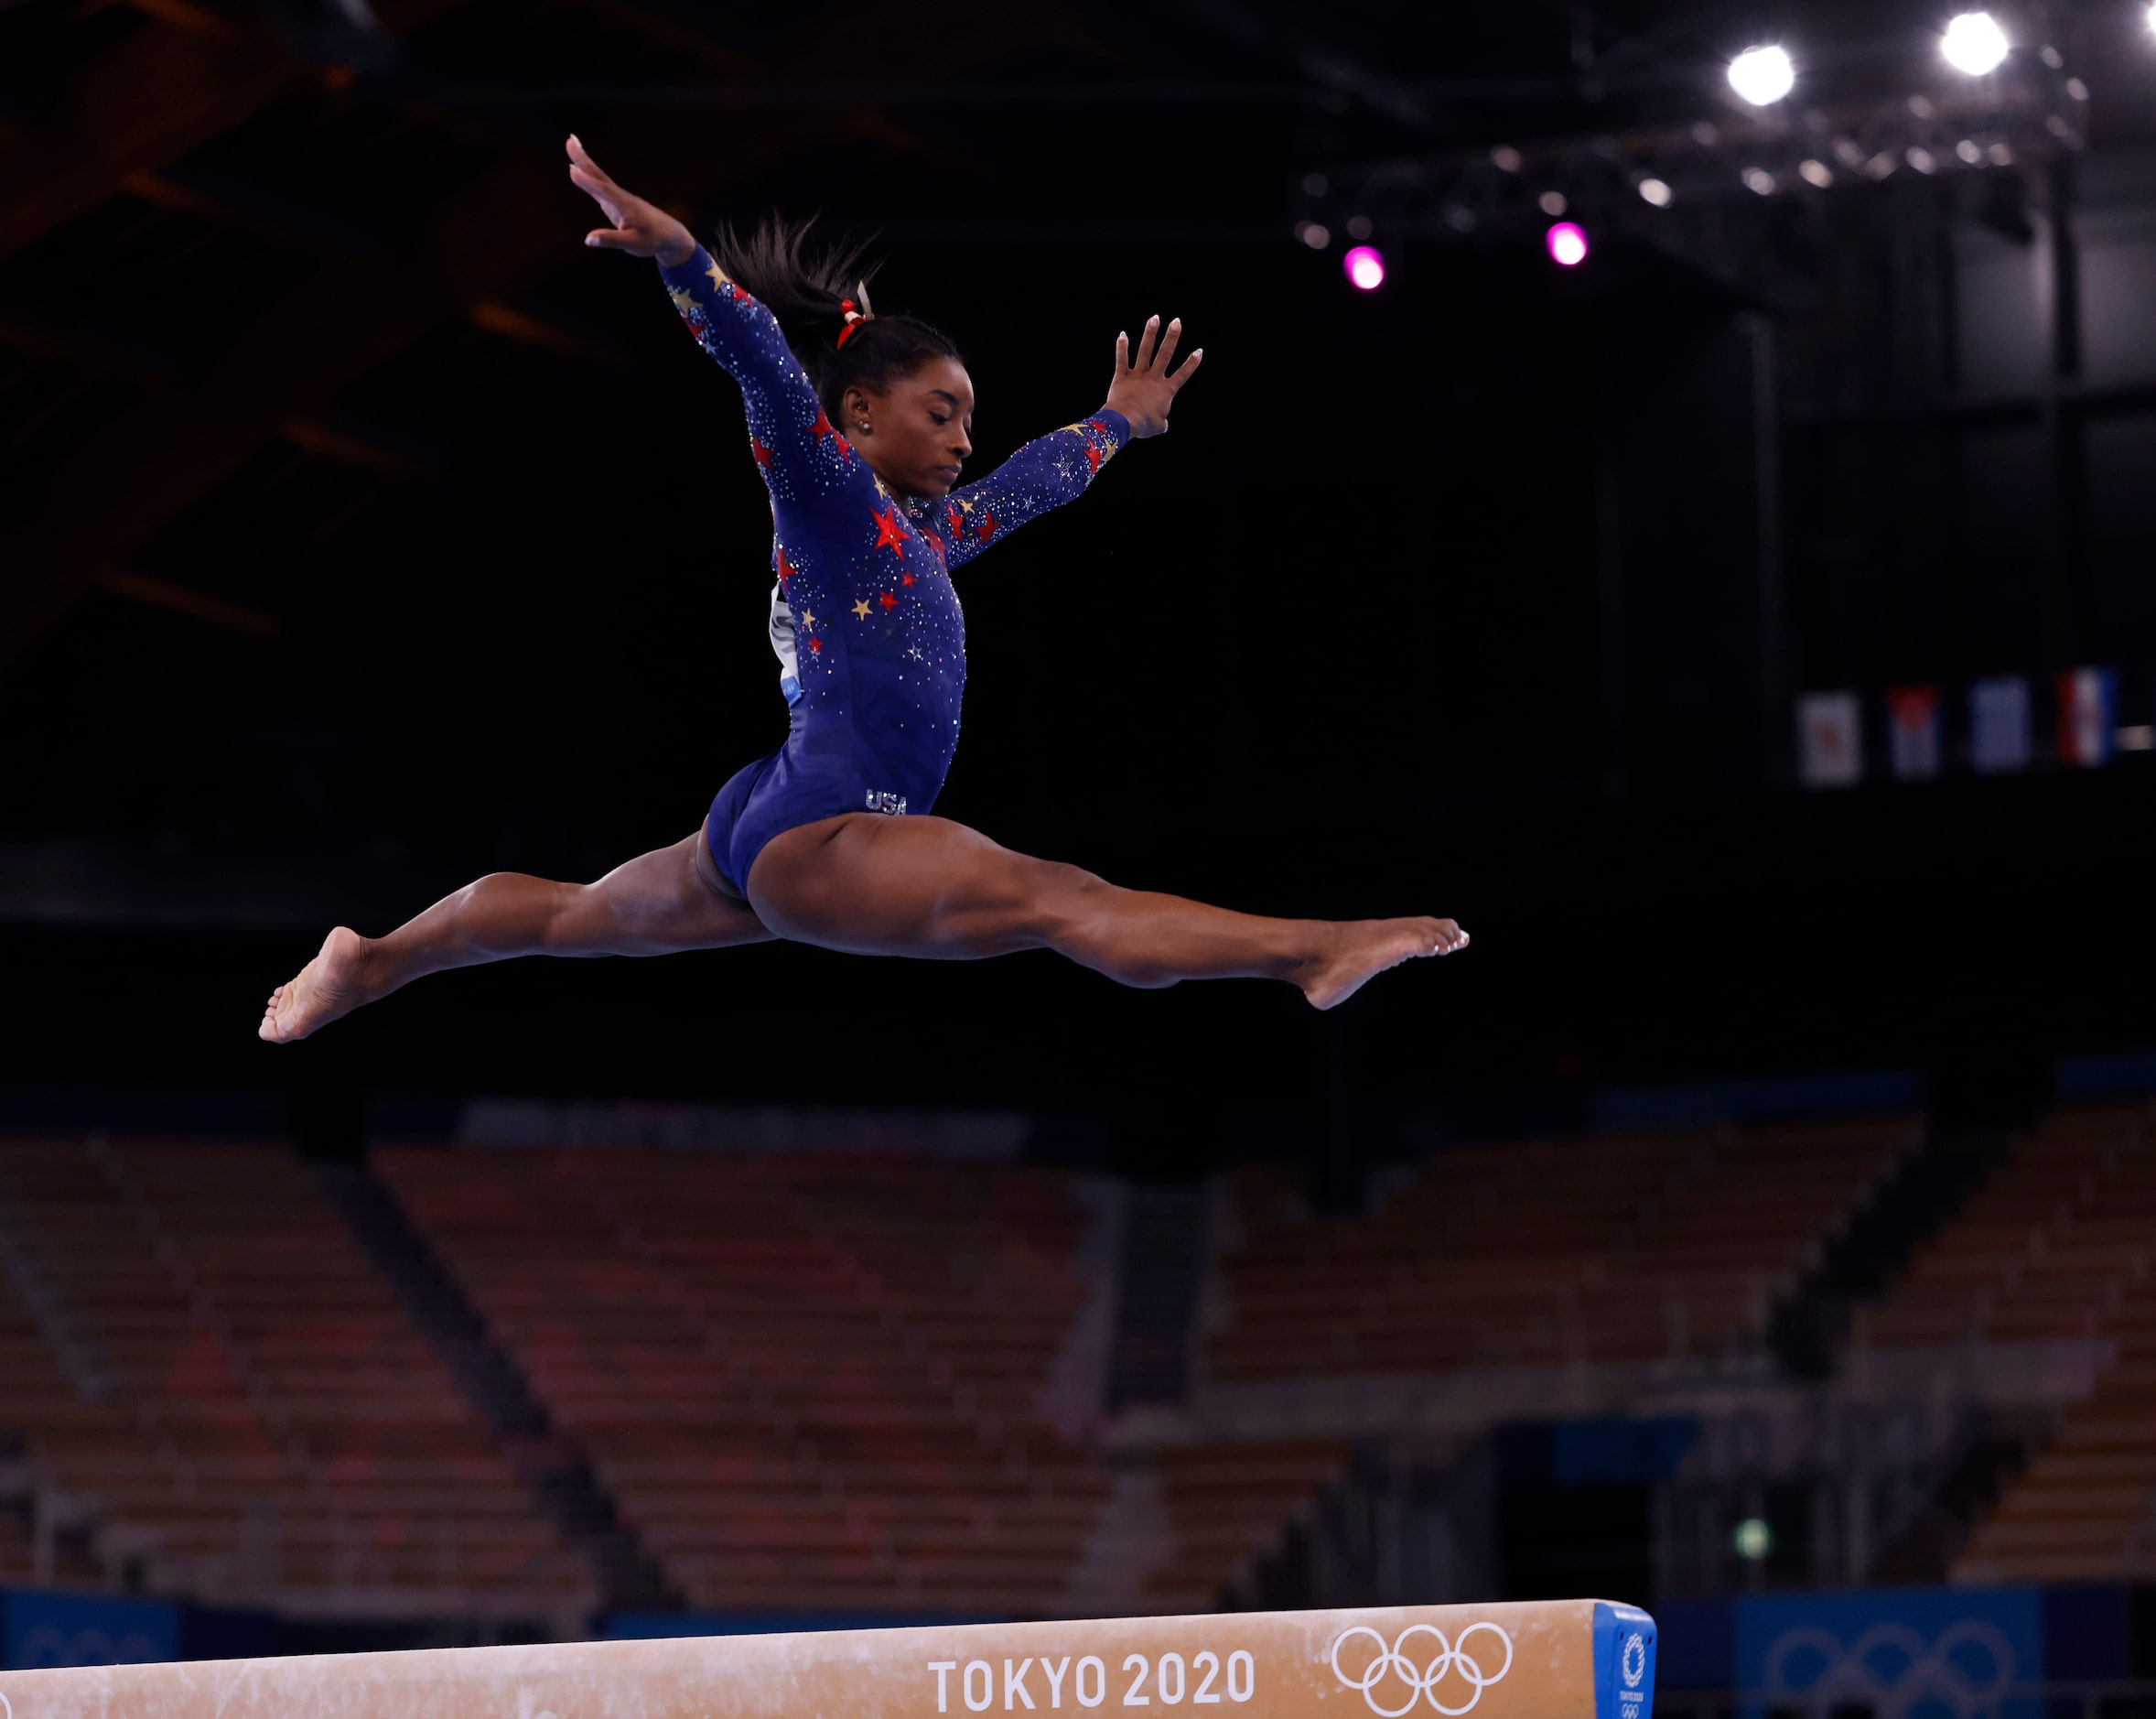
[4,0,2155,1168]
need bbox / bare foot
[1300,917,1468,1011]
[259,926,376,1043]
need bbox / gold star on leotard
[706,257,729,292]
[801,610,817,627]
[667,285,696,314]
[852,599,871,620]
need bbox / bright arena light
[1727,44,1795,105]
[2149,1,2156,35]
[1943,12,2010,74]
[1546,222,1589,266]
[1638,178,1674,207]
[1342,244,1385,290]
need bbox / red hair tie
[834,280,875,350]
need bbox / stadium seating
[0,1111,2033,1622]
[1140,1438,1350,1611]
[0,1469,31,1585]
[0,1138,592,1615]
[376,1145,1110,1615]
[1860,1104,2155,1349]
[0,1268,108,1590]
[1206,1120,1913,1378]
[1853,1103,2156,1582]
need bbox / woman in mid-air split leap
[258,135,1467,1043]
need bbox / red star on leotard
[900,572,914,587]
[924,528,944,557]
[811,407,838,442]
[1084,443,1103,472]
[944,503,961,535]
[976,509,997,542]
[809,636,822,654]
[879,590,899,611]
[871,506,908,557]
[776,546,797,587]
[1087,417,1108,434]
[751,435,773,467]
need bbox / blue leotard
[657,246,1132,893]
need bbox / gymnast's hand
[566,135,696,267]
[1105,315,1202,438]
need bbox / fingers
[567,163,626,222]
[1168,347,1204,392]
[565,133,612,187]
[1152,316,1182,372]
[585,228,643,251]
[1114,330,1129,374]
[1134,314,1160,371]
[566,138,640,234]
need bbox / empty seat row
[376,1144,1109,1614]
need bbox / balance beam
[0,1600,1656,1719]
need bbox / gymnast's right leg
[259,832,774,1043]
[746,813,1466,1011]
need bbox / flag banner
[1970,676,2031,773]
[2056,666,2118,767]
[1796,691,1862,787]
[1885,685,1942,780]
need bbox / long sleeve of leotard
[657,243,876,516]
[933,410,1131,573]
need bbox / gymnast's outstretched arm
[567,135,873,518]
[940,315,1202,573]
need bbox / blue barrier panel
[2055,1053,2156,1098]
[1735,1587,2043,1719]
[2,1589,178,1670]
[1650,1598,1734,1692]
[1593,1071,1921,1131]
[1554,1420,1698,1487]
[1496,1419,1698,1487]
[2042,1586,2130,1680]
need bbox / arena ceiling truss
[0,0,1271,666]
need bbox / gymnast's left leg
[746,814,1466,1011]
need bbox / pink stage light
[1545,222,1589,266]
[1342,244,1385,290]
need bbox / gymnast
[258,135,1466,1043]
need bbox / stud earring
[857,420,870,432]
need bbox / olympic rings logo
[1761,1621,2015,1719]
[1329,1624,1515,1717]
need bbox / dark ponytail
[712,213,962,422]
